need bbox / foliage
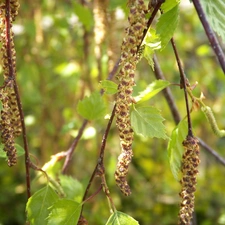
[201,0,225,42]
[0,0,225,225]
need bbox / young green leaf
[167,119,188,181]
[143,28,161,68]
[105,211,139,225]
[161,0,180,12]
[77,92,106,120]
[47,199,81,225]
[201,0,225,43]
[58,175,84,202]
[134,80,170,103]
[26,185,59,225]
[156,5,180,50]
[100,80,118,94]
[15,144,25,157]
[131,105,168,139]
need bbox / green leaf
[15,144,25,157]
[73,2,93,31]
[167,120,187,181]
[161,0,180,12]
[0,143,5,158]
[77,92,106,120]
[100,80,118,94]
[201,0,225,43]
[143,28,161,68]
[0,143,24,158]
[156,5,180,50]
[26,185,59,225]
[105,211,139,225]
[59,175,84,202]
[47,199,81,225]
[131,105,168,139]
[134,80,170,103]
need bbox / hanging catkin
[0,0,21,166]
[178,136,200,225]
[114,0,147,196]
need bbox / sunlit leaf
[59,175,84,202]
[77,92,106,120]
[167,119,188,181]
[156,5,180,50]
[161,0,180,12]
[100,80,118,94]
[47,199,81,225]
[105,211,139,225]
[131,105,168,139]
[201,0,225,43]
[134,80,170,103]
[26,185,59,225]
[143,28,161,68]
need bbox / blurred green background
[0,0,225,224]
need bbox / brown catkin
[178,136,200,225]
[0,89,17,166]
[0,0,21,166]
[114,0,147,196]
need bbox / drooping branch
[79,104,116,220]
[153,54,181,124]
[153,54,225,167]
[1,0,31,197]
[192,0,225,74]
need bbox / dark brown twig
[170,37,193,137]
[153,54,181,124]
[192,0,225,74]
[62,120,88,173]
[153,54,225,167]
[5,0,31,198]
[80,104,116,217]
[138,0,165,52]
[198,138,225,166]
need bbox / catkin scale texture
[178,136,200,225]
[115,0,147,196]
[0,0,20,166]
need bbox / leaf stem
[170,37,193,137]
[192,0,225,74]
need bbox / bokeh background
[0,0,225,224]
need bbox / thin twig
[192,0,225,74]
[80,104,116,217]
[170,37,193,137]
[153,54,181,124]
[198,138,225,166]
[138,0,165,52]
[5,0,31,198]
[152,55,225,167]
[62,120,88,173]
